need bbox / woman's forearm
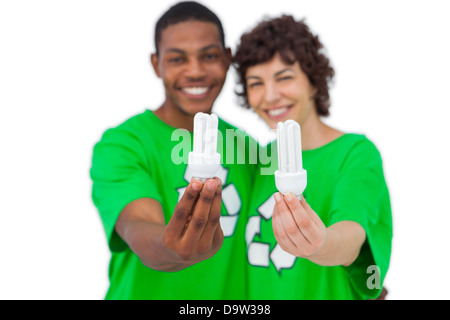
[308,220,366,267]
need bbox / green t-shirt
[245,134,392,299]
[90,110,257,300]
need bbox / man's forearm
[122,221,194,272]
[115,179,223,272]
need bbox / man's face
[152,20,231,117]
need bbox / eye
[247,81,263,89]
[278,75,293,82]
[168,56,185,64]
[203,53,219,62]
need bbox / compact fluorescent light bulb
[188,112,221,181]
[274,120,307,200]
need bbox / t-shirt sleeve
[90,127,162,252]
[328,138,393,299]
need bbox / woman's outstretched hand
[272,193,327,260]
[272,192,366,267]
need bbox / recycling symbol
[245,193,297,272]
[177,164,241,237]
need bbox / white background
[1,0,449,300]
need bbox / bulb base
[275,169,307,199]
[188,152,221,180]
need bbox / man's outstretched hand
[115,177,223,272]
[162,177,224,264]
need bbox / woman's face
[245,53,317,129]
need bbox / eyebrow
[164,44,222,55]
[246,68,295,80]
[275,68,295,77]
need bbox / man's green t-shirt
[245,134,392,299]
[90,110,257,300]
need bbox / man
[90,1,256,299]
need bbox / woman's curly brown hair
[233,15,335,116]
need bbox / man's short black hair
[154,1,225,55]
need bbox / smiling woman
[244,53,318,130]
[233,15,334,118]
[232,14,393,300]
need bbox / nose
[264,82,281,105]
[184,58,207,80]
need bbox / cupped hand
[272,193,327,259]
[162,177,224,264]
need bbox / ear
[151,53,161,78]
[309,85,318,100]
[224,47,232,70]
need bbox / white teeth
[267,107,288,117]
[183,87,209,95]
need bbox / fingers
[273,193,325,253]
[196,177,223,251]
[165,178,203,239]
[273,193,308,250]
[283,193,322,244]
[211,223,224,251]
[182,178,220,245]
[300,197,326,229]
[164,177,224,262]
[272,201,297,253]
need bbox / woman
[233,15,392,299]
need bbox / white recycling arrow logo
[177,164,241,237]
[246,193,296,272]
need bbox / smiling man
[90,1,256,300]
[151,11,230,130]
